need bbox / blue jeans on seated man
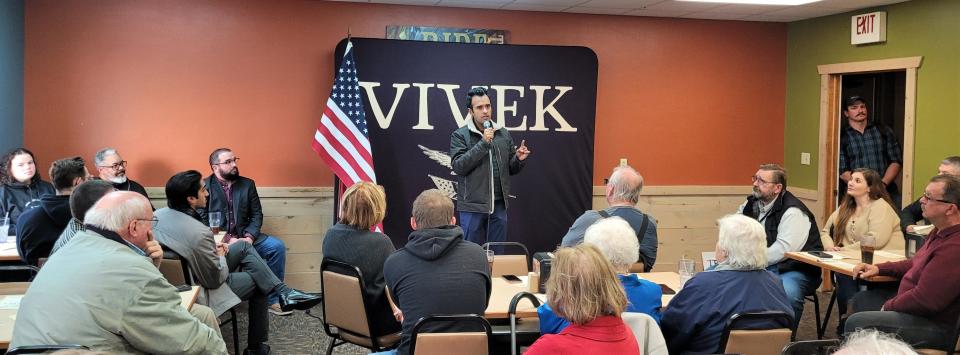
[253,234,287,305]
[844,289,954,350]
[459,200,507,246]
[767,265,820,327]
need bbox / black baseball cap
[844,95,867,107]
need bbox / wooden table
[484,272,681,319]
[0,284,200,349]
[0,242,19,262]
[785,249,907,338]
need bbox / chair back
[719,311,795,355]
[160,244,193,285]
[622,312,668,355]
[483,242,530,277]
[411,315,491,355]
[320,258,399,351]
[905,233,926,258]
[508,292,541,355]
[6,345,88,354]
[781,339,840,355]
[158,258,188,286]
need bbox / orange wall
[24,0,786,186]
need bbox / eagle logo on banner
[417,144,458,200]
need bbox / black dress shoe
[279,288,323,312]
[243,343,270,355]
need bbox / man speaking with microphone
[450,86,531,245]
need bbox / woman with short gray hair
[538,217,663,335]
[661,214,795,354]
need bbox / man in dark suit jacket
[201,148,291,316]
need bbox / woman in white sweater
[821,168,903,319]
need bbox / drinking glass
[678,258,696,288]
[208,211,222,234]
[0,217,9,243]
[860,232,876,264]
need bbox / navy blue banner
[334,38,597,255]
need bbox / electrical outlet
[801,152,811,165]
[620,158,628,167]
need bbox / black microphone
[482,120,492,129]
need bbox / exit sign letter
[851,11,887,45]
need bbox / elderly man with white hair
[661,214,794,355]
[561,165,658,271]
[11,191,227,354]
[539,216,663,334]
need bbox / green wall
[785,0,960,198]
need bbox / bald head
[607,165,643,205]
[84,191,154,248]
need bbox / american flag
[311,41,377,186]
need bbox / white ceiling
[331,0,909,22]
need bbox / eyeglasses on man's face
[98,160,127,170]
[136,217,159,228]
[214,157,240,166]
[920,192,956,206]
[751,175,775,185]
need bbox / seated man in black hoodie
[17,156,90,265]
[382,189,491,355]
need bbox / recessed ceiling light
[676,0,821,5]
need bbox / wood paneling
[147,185,824,291]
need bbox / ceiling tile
[511,0,587,6]
[643,1,723,12]
[565,6,633,14]
[370,0,438,5]
[623,8,692,17]
[679,12,749,20]
[578,0,662,9]
[762,4,842,17]
[436,0,511,8]
[705,4,786,15]
[500,3,573,11]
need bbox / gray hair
[94,147,119,166]
[584,216,639,271]
[608,165,643,204]
[716,214,768,270]
[941,156,960,171]
[85,191,152,232]
[834,329,918,355]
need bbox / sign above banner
[334,38,597,255]
[386,25,506,44]
[851,11,886,45]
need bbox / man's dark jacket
[449,122,524,213]
[16,195,71,265]
[200,175,265,243]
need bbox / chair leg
[812,294,822,340]
[230,309,240,355]
[820,288,838,339]
[325,339,339,355]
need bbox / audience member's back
[384,225,489,355]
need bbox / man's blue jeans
[768,265,820,326]
[254,234,287,305]
[459,201,507,246]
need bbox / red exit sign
[851,11,887,45]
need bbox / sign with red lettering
[851,11,886,45]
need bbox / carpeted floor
[221,290,844,354]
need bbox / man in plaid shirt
[839,95,903,206]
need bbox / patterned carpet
[221,291,842,354]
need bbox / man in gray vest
[560,165,658,272]
[738,164,823,325]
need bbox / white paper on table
[0,295,23,310]
[912,225,934,236]
[876,250,905,259]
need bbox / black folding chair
[410,314,492,355]
[781,339,840,355]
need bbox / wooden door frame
[817,56,922,219]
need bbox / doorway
[836,71,907,207]
[815,56,921,220]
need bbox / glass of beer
[860,232,876,264]
[209,211,222,234]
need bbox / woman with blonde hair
[321,181,400,336]
[525,243,640,355]
[821,168,903,318]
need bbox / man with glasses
[900,156,960,234]
[201,147,292,316]
[845,175,960,351]
[94,148,149,200]
[11,191,228,354]
[839,96,903,207]
[737,163,823,326]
